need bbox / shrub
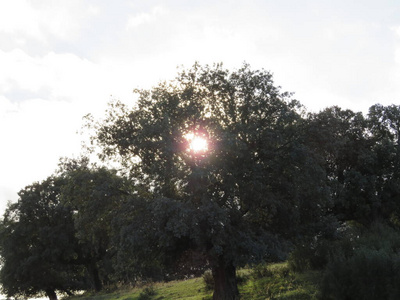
[288,240,336,273]
[289,221,364,273]
[274,264,290,278]
[236,272,248,285]
[321,248,396,300]
[251,263,273,280]
[202,270,214,291]
[250,263,297,297]
[320,223,400,300]
[138,285,156,300]
[288,245,312,272]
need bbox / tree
[88,63,330,299]
[58,158,131,291]
[0,177,85,300]
[305,104,400,227]
[367,104,400,224]
[0,158,133,299]
[305,106,379,225]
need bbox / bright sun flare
[185,133,208,153]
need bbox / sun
[185,133,208,153]
[190,136,208,152]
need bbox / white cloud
[0,0,99,42]
[0,49,115,112]
[391,26,400,66]
[392,26,400,38]
[0,0,43,40]
[0,96,17,116]
[126,6,168,29]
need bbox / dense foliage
[0,162,131,300]
[86,63,330,299]
[1,63,400,300]
[0,177,85,300]
[319,223,400,300]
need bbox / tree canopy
[0,161,131,300]
[0,176,85,300]
[87,63,331,299]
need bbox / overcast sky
[1,0,400,213]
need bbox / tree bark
[212,257,240,300]
[45,289,58,300]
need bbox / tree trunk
[45,289,58,300]
[212,258,240,300]
[88,261,103,292]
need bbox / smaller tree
[368,104,400,223]
[0,177,86,300]
[58,158,131,291]
[306,106,379,226]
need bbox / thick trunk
[45,289,58,300]
[212,258,240,300]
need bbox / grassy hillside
[64,262,321,300]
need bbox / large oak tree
[87,63,330,299]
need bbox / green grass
[64,278,212,300]
[63,262,321,300]
[240,263,321,300]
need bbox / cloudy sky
[1,0,400,212]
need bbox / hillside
[64,262,321,300]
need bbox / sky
[1,0,400,213]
